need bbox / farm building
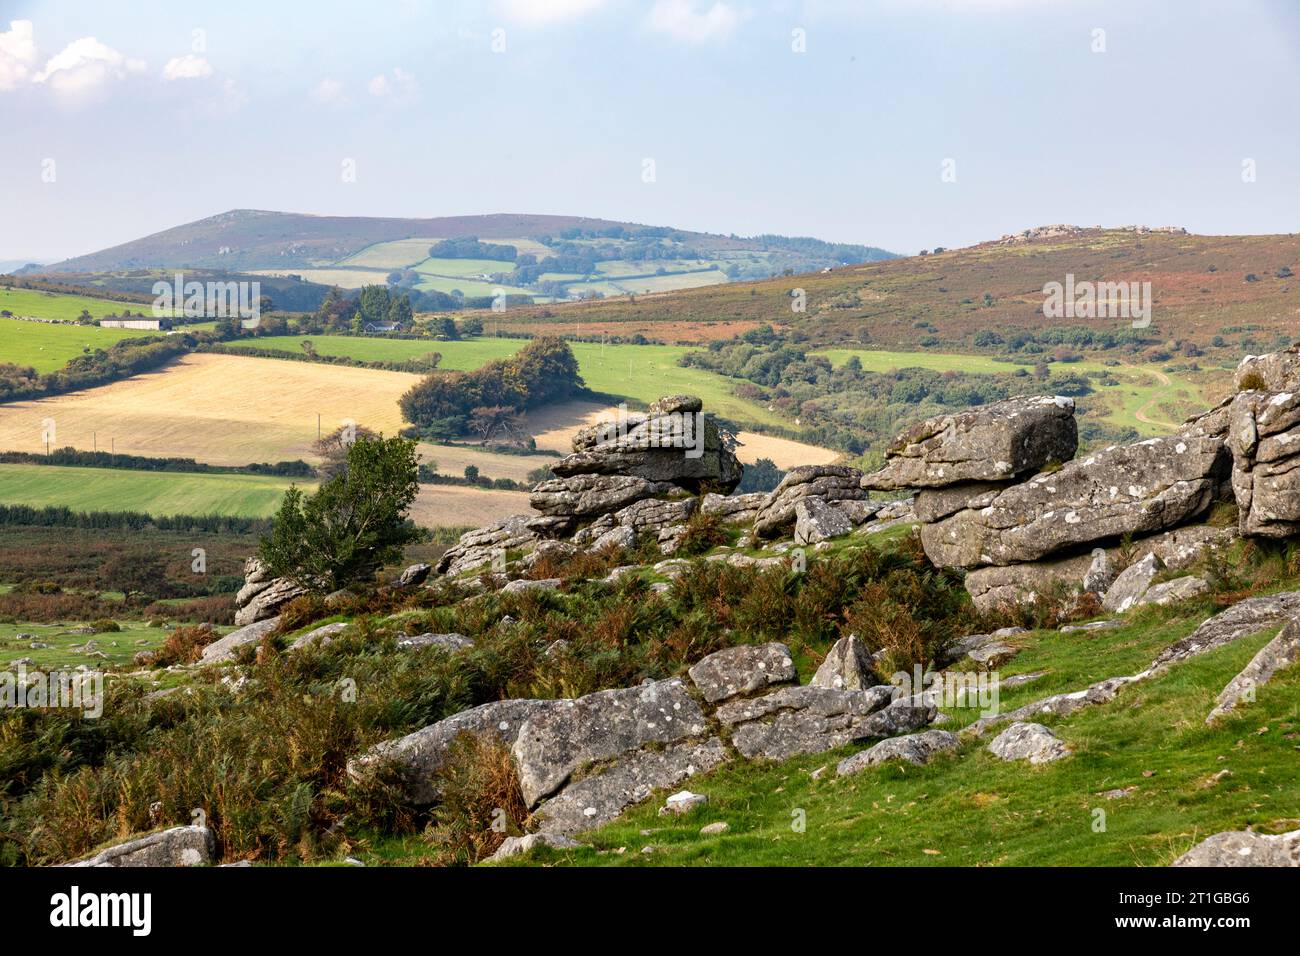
[363,321,401,333]
[99,317,168,330]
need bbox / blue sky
[1,0,1298,262]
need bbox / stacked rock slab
[753,465,874,538]
[862,395,1079,492]
[233,558,307,627]
[858,391,1241,610]
[533,395,742,525]
[1227,348,1300,538]
[920,432,1228,568]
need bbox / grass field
[0,619,195,670]
[413,256,514,278]
[0,463,304,517]
[248,268,389,290]
[816,348,1216,437]
[0,314,159,373]
[0,287,157,325]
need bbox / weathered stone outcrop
[1152,590,1300,668]
[920,434,1227,569]
[1102,553,1164,613]
[349,699,562,804]
[753,465,870,538]
[961,524,1235,612]
[811,634,877,690]
[986,722,1069,763]
[687,642,796,703]
[794,497,853,545]
[530,738,728,836]
[862,395,1078,491]
[700,491,767,525]
[437,514,539,576]
[65,825,215,867]
[1207,616,1300,724]
[513,679,708,806]
[233,558,307,627]
[1227,386,1300,538]
[199,615,281,664]
[836,729,959,775]
[1172,828,1300,867]
[531,474,686,521]
[553,397,742,493]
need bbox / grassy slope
[815,348,1217,436]
[505,612,1300,867]
[488,230,1300,356]
[223,335,790,428]
[0,619,207,669]
[0,313,158,373]
[0,463,307,517]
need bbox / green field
[0,314,161,373]
[0,287,157,325]
[414,257,515,278]
[224,335,789,428]
[0,463,308,517]
[0,619,202,670]
[816,348,1208,437]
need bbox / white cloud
[33,35,146,95]
[311,77,349,106]
[0,20,38,91]
[494,0,606,23]
[645,0,746,43]
[368,67,418,101]
[162,53,213,81]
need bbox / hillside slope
[496,227,1300,355]
[41,209,896,279]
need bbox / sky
[1,0,1298,262]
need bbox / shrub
[424,732,529,865]
[152,624,219,666]
[260,436,425,591]
[88,619,120,633]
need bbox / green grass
[223,335,791,428]
[413,257,516,278]
[0,463,309,517]
[815,348,1207,437]
[0,618,226,670]
[0,313,159,373]
[497,613,1300,867]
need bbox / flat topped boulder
[556,395,742,493]
[687,642,797,703]
[512,678,708,806]
[920,432,1227,568]
[862,395,1078,491]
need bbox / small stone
[659,790,708,816]
[700,821,730,836]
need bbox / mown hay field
[0,353,420,465]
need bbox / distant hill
[40,210,896,302]
[495,227,1300,356]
